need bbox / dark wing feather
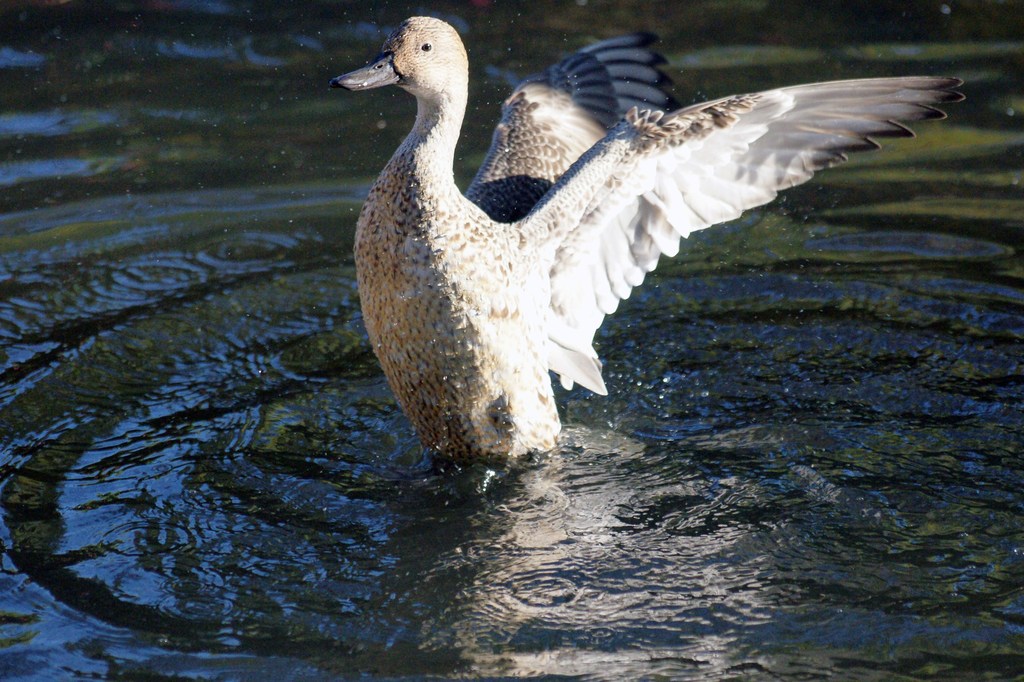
[466,33,677,223]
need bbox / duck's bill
[330,52,400,91]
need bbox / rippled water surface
[1,1,1023,679]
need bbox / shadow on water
[1,0,1023,679]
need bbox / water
[1,1,1023,679]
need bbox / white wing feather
[528,77,962,394]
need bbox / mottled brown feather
[332,16,962,461]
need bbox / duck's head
[330,17,468,103]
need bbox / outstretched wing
[523,77,964,394]
[466,33,677,223]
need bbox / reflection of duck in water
[330,16,962,462]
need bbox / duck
[330,16,962,463]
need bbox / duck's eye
[421,43,432,52]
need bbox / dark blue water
[1,1,1023,679]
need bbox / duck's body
[332,17,962,462]
[355,141,559,459]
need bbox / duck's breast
[354,181,559,458]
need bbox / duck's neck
[396,88,466,194]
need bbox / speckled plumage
[331,17,962,462]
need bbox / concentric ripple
[1,3,1023,679]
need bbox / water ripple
[0,46,45,68]
[0,9,1022,678]
[0,158,100,187]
